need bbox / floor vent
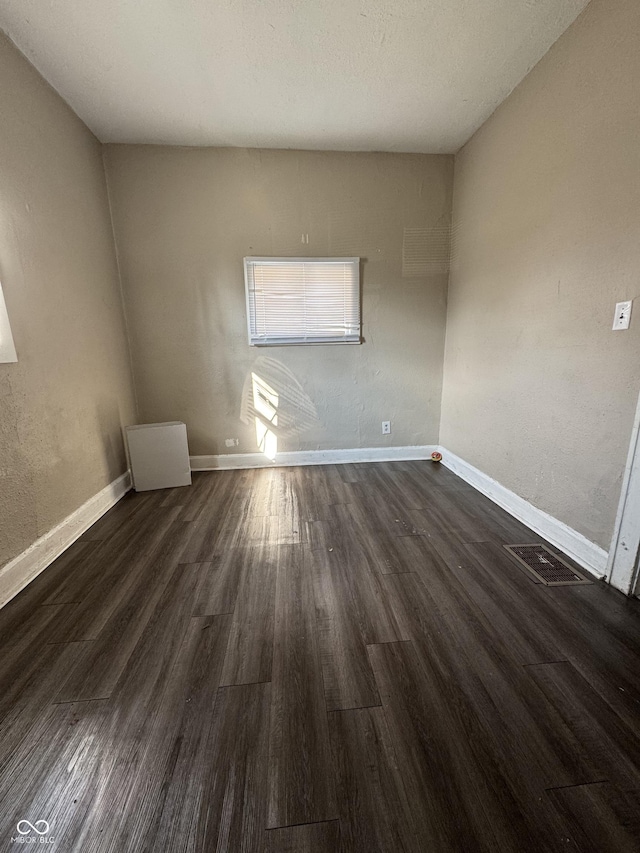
[503,544,593,586]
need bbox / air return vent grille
[503,544,593,586]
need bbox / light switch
[612,300,633,331]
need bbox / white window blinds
[244,257,361,346]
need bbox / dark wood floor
[1,461,640,852]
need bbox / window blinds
[244,257,361,346]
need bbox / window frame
[0,281,17,363]
[243,256,361,347]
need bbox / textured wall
[440,0,640,550]
[0,33,136,571]
[104,147,452,456]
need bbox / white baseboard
[439,449,608,578]
[0,470,131,609]
[191,445,438,471]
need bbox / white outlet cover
[0,282,17,363]
[613,300,633,331]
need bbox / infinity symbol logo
[16,820,50,835]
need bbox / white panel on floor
[126,422,192,491]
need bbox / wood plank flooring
[0,460,639,852]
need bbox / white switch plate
[613,300,633,331]
[382,421,391,435]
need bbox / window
[244,257,361,346]
[0,282,17,363]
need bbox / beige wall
[104,147,452,457]
[5,0,635,578]
[0,33,136,573]
[441,0,640,550]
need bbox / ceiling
[0,0,590,153]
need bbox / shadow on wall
[95,397,127,481]
[240,355,319,459]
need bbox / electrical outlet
[382,421,391,435]
[613,300,633,331]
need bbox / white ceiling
[0,0,590,153]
